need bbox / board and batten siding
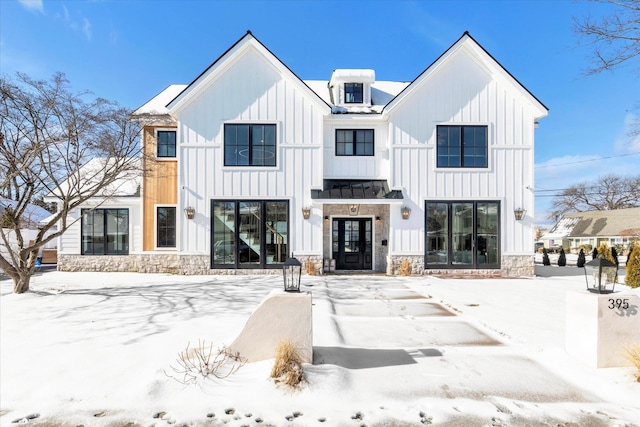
[322,121,389,179]
[175,46,327,256]
[387,46,538,257]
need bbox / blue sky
[2,0,639,228]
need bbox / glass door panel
[265,201,288,264]
[477,202,499,266]
[452,203,473,265]
[212,201,236,265]
[426,203,448,264]
[238,202,261,265]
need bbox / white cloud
[56,5,92,42]
[18,0,44,13]
[83,17,92,41]
[615,111,640,153]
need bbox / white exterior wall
[58,198,142,255]
[388,47,538,257]
[322,119,389,179]
[175,46,328,257]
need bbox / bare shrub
[305,261,316,276]
[166,340,246,385]
[624,343,640,382]
[270,340,304,388]
[398,260,411,276]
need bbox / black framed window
[224,124,276,166]
[157,206,176,248]
[157,130,176,158]
[436,125,487,168]
[425,201,499,269]
[81,209,129,255]
[211,200,289,268]
[344,83,363,103]
[336,129,374,156]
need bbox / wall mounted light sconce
[513,208,526,221]
[375,216,381,222]
[401,206,411,220]
[301,207,311,220]
[324,215,329,221]
[184,206,195,219]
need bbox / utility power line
[534,151,640,169]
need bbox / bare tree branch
[0,72,143,293]
[549,173,640,219]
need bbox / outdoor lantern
[301,207,311,220]
[401,206,411,220]
[184,206,195,219]
[513,208,526,221]
[583,258,618,294]
[283,254,302,292]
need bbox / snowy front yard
[1,271,639,426]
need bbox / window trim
[223,123,278,167]
[335,129,375,157]
[81,208,130,255]
[155,128,177,160]
[436,125,488,169]
[344,83,364,104]
[155,204,177,250]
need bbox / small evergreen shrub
[625,243,640,289]
[557,248,566,266]
[542,248,550,266]
[576,249,586,268]
[592,247,598,260]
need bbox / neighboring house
[0,198,58,263]
[55,31,547,277]
[542,207,640,253]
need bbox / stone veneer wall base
[57,254,325,276]
[59,254,533,278]
[387,255,534,278]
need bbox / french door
[332,218,373,270]
[425,201,500,269]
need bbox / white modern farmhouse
[56,31,547,277]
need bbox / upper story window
[224,124,276,167]
[344,83,363,104]
[157,130,176,158]
[436,125,488,168]
[336,129,374,156]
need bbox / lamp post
[583,258,618,294]
[283,254,302,292]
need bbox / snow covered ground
[1,268,639,427]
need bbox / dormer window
[329,69,375,107]
[344,83,363,104]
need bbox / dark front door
[332,218,372,270]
